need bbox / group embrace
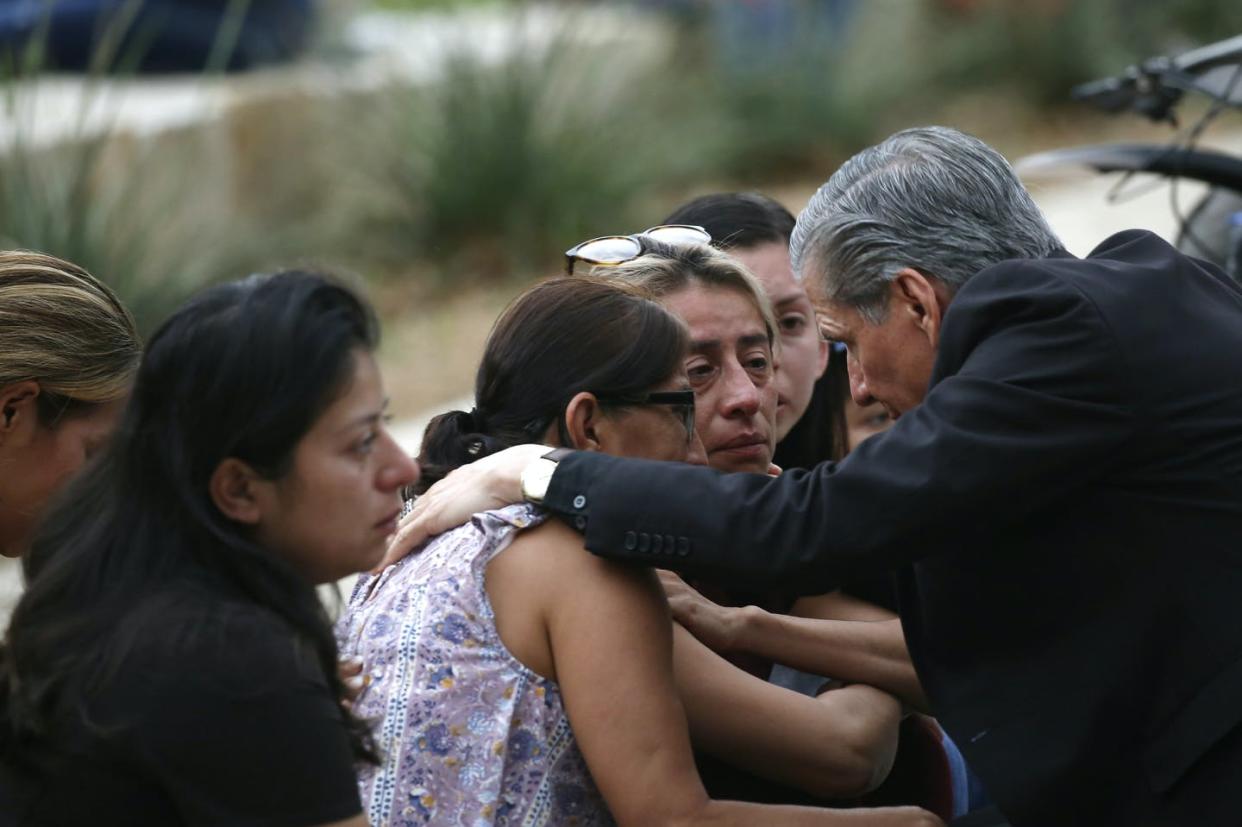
[4,126,1242,827]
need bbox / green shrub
[921,0,1242,107]
[350,11,714,281]
[0,0,285,333]
[676,2,894,177]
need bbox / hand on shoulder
[375,444,552,571]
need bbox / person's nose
[720,362,762,418]
[380,430,420,492]
[847,357,875,407]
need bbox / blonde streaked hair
[0,251,140,424]
[591,240,778,346]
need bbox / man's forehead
[800,265,833,303]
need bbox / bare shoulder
[497,518,661,616]
[504,519,646,580]
[504,517,588,560]
[488,516,663,681]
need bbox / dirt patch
[372,278,528,420]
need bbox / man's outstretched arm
[387,265,1140,595]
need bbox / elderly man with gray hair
[392,126,1242,826]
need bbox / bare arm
[736,610,929,714]
[792,591,896,622]
[662,573,928,713]
[530,520,941,827]
[672,624,901,798]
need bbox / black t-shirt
[0,583,362,827]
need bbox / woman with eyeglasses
[0,270,418,826]
[338,276,941,827]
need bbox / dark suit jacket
[543,230,1242,826]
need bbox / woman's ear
[0,381,41,447]
[563,391,605,452]
[209,457,266,525]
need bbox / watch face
[523,458,557,502]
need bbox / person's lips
[714,432,770,458]
[374,507,403,534]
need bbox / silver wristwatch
[520,447,573,504]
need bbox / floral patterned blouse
[336,504,615,827]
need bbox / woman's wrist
[728,604,766,654]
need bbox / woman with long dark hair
[338,275,940,827]
[0,270,416,826]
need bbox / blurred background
[1,0,1241,615]
[1,0,1239,414]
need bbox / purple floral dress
[336,504,615,827]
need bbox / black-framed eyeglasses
[564,225,711,275]
[594,389,696,446]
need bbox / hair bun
[415,409,498,495]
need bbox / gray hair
[790,126,1063,323]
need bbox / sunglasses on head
[594,389,697,447]
[564,225,712,275]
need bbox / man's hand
[338,657,365,710]
[658,570,746,654]
[372,444,551,571]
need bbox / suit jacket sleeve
[544,259,1145,594]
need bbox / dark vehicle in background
[1017,34,1242,280]
[0,0,314,73]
